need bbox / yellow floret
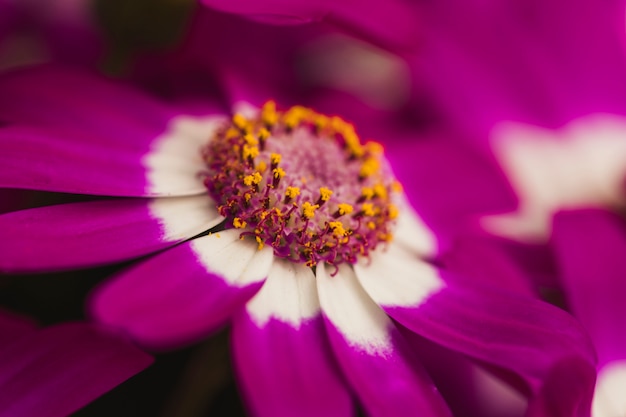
[233,218,247,229]
[359,158,380,178]
[232,113,248,131]
[243,172,263,186]
[302,202,319,219]
[329,221,347,237]
[258,127,270,141]
[319,187,333,202]
[373,183,388,199]
[361,203,375,217]
[337,203,354,216]
[361,187,375,200]
[388,204,399,220]
[243,145,259,160]
[285,186,301,199]
[270,153,282,165]
[262,101,278,126]
[244,134,258,146]
[273,167,286,179]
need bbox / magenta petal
[0,309,37,350]
[199,0,419,51]
[0,126,150,196]
[383,277,596,416]
[317,264,451,417]
[552,209,626,366]
[0,199,181,272]
[232,314,353,417]
[0,65,174,134]
[0,322,152,417]
[91,235,269,349]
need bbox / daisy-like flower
[0,66,597,417]
[0,308,152,417]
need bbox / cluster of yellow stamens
[202,101,401,268]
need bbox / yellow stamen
[233,113,248,131]
[256,160,267,173]
[337,203,354,216]
[243,145,259,160]
[258,127,270,141]
[244,134,258,146]
[225,127,239,139]
[361,203,375,217]
[359,158,380,178]
[373,183,387,199]
[388,204,399,219]
[361,187,375,200]
[329,221,347,237]
[233,218,247,228]
[319,187,333,202]
[270,153,282,165]
[302,202,319,219]
[243,172,263,186]
[273,167,286,179]
[285,186,301,199]
[256,236,265,250]
[262,101,278,126]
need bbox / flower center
[202,101,401,268]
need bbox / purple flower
[403,1,626,414]
[0,65,597,417]
[0,307,152,417]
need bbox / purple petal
[0,66,225,197]
[0,309,37,350]
[0,196,222,272]
[316,263,452,417]
[199,0,420,51]
[365,268,596,417]
[551,209,626,367]
[232,262,352,417]
[0,322,152,417]
[91,230,273,349]
[385,134,517,247]
[413,0,626,133]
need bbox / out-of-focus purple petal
[91,230,272,349]
[552,209,626,367]
[0,309,37,350]
[385,134,517,247]
[0,196,222,272]
[412,0,626,134]
[199,0,420,52]
[0,322,152,417]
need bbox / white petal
[354,242,444,308]
[149,195,223,241]
[593,361,626,417]
[392,198,437,257]
[246,260,320,328]
[143,115,226,196]
[191,230,274,287]
[316,263,392,356]
[483,114,626,242]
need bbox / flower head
[0,66,598,417]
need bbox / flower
[0,65,597,417]
[401,1,626,415]
[0,307,152,417]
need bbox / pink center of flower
[202,101,401,268]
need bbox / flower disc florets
[202,101,401,268]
